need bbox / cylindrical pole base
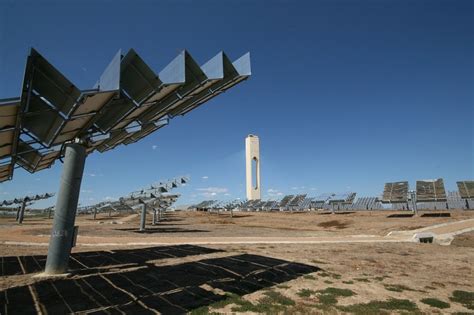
[15,206,21,221]
[45,143,86,275]
[140,204,146,231]
[18,200,27,224]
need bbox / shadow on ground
[116,227,210,234]
[0,246,319,314]
[387,213,415,218]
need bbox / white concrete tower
[245,134,261,200]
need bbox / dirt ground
[0,209,473,243]
[0,210,473,314]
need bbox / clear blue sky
[0,0,473,207]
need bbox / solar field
[0,209,473,314]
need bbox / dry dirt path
[2,218,473,247]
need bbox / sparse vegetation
[354,277,370,282]
[303,274,316,280]
[314,287,355,307]
[342,280,354,284]
[230,290,295,314]
[261,291,296,306]
[319,287,355,297]
[338,298,419,314]
[331,273,342,279]
[318,293,338,305]
[374,276,389,281]
[324,280,333,284]
[297,288,316,298]
[420,298,450,309]
[384,283,416,292]
[450,290,474,310]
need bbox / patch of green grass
[450,290,474,310]
[297,288,317,298]
[314,287,355,306]
[342,280,354,284]
[319,271,331,277]
[324,280,333,284]
[261,291,295,306]
[384,284,416,292]
[338,298,419,315]
[318,293,338,305]
[354,277,370,283]
[374,276,387,281]
[420,298,450,309]
[231,290,295,314]
[331,273,342,279]
[230,299,271,313]
[276,284,290,289]
[319,287,355,297]
[303,274,316,280]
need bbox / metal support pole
[18,199,27,224]
[93,207,97,220]
[44,143,86,275]
[152,208,157,225]
[410,190,417,215]
[15,206,21,221]
[48,207,53,219]
[140,203,146,231]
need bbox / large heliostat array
[0,48,250,275]
[0,48,251,182]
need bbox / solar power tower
[0,48,250,274]
[381,181,410,210]
[0,192,54,223]
[456,180,473,209]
